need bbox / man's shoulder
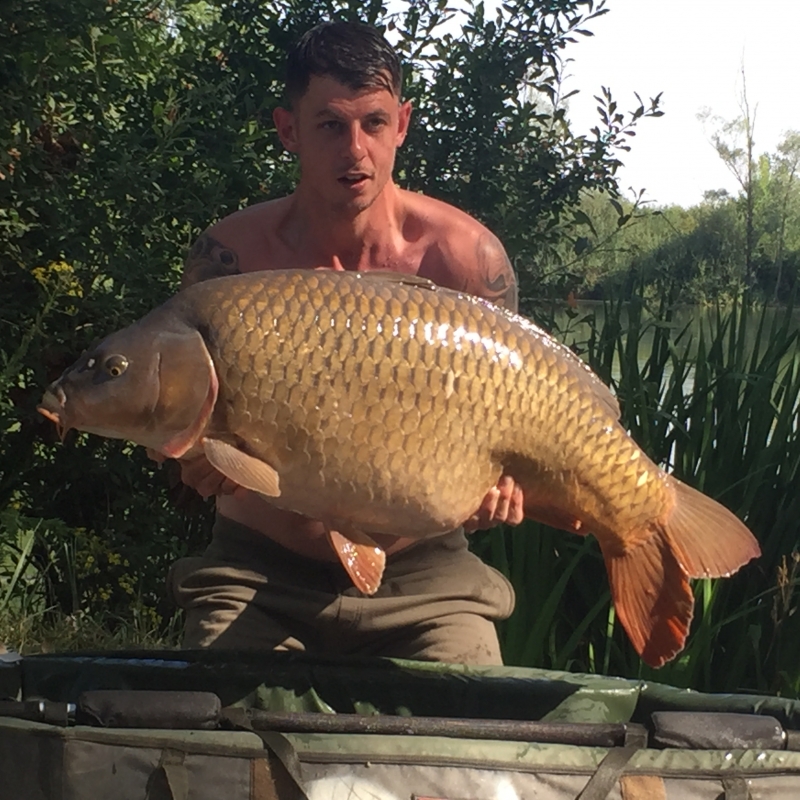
[401,189,493,246]
[182,198,290,288]
[401,191,518,311]
[208,197,289,242]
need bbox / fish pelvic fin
[327,528,386,596]
[663,479,761,578]
[604,532,695,668]
[202,438,281,498]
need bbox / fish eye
[104,354,128,378]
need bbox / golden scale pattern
[191,271,670,542]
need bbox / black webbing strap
[576,746,640,800]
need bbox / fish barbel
[38,270,760,667]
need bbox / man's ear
[273,106,299,152]
[396,100,412,146]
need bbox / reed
[3,294,799,693]
[474,295,800,695]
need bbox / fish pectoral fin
[602,532,694,669]
[327,528,386,596]
[202,438,280,498]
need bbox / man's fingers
[508,483,525,525]
[494,475,514,521]
[146,448,166,464]
[465,477,525,531]
[179,456,239,498]
[463,486,498,531]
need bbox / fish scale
[39,269,761,666]
[189,271,654,539]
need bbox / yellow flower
[30,260,83,298]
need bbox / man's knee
[168,555,302,651]
[374,612,504,665]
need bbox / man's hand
[464,475,524,532]
[147,449,243,499]
[179,454,245,499]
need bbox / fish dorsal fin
[202,438,281,498]
[355,271,438,291]
[327,528,386,595]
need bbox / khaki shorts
[168,516,515,665]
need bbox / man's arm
[458,231,524,530]
[466,232,519,313]
[181,231,242,288]
[155,230,245,494]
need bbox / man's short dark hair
[285,21,402,105]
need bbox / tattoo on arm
[476,233,519,313]
[182,232,241,288]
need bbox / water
[550,301,800,388]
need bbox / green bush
[1,0,653,630]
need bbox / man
[167,20,525,665]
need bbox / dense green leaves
[5,0,796,697]
[1,0,654,623]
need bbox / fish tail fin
[604,532,695,668]
[604,480,760,668]
[663,479,761,579]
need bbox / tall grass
[0,509,182,653]
[3,294,799,694]
[474,296,800,695]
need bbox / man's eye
[320,120,341,131]
[365,118,387,132]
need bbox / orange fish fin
[202,438,281,498]
[603,532,695,668]
[327,528,386,596]
[662,480,761,578]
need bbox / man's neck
[286,182,405,270]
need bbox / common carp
[38,270,760,667]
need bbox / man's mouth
[338,173,370,188]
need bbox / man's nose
[344,123,364,158]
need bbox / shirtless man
[168,20,525,665]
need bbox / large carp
[39,270,760,667]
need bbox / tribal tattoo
[475,233,519,313]
[182,232,241,288]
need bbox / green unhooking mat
[2,649,800,799]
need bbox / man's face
[274,75,411,214]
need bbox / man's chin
[332,193,377,215]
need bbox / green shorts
[168,516,515,665]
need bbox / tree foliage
[1,0,658,622]
[557,128,800,304]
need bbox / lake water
[548,301,800,391]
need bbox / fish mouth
[37,386,70,442]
